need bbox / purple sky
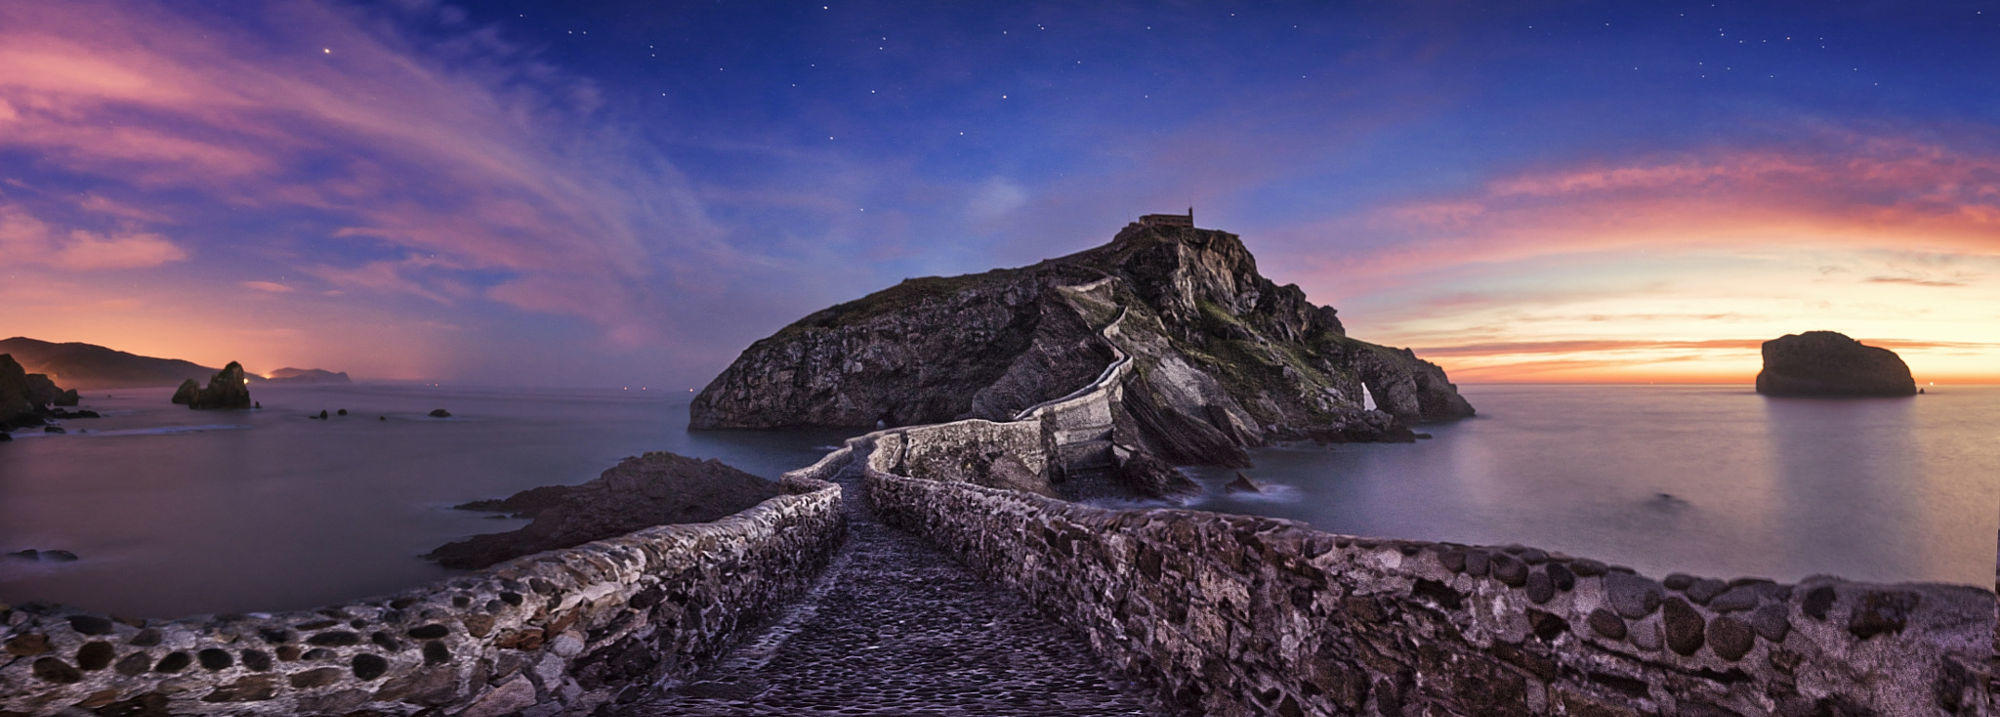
[3,1,1997,386]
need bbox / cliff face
[1756,331,1916,397]
[692,222,1473,459]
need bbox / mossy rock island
[1755,331,1916,397]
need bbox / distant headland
[0,337,345,390]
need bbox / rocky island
[694,218,1472,486]
[1755,331,1917,397]
[171,361,254,409]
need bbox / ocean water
[5,383,1994,619]
[1185,384,2000,588]
[0,385,849,618]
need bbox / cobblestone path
[617,466,1154,716]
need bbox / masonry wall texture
[0,467,846,716]
[866,450,1992,715]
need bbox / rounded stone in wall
[1661,598,1705,657]
[1586,609,1626,640]
[1708,616,1754,661]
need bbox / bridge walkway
[615,463,1154,716]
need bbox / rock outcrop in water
[428,451,783,569]
[1755,331,1916,397]
[693,220,1473,462]
[0,354,78,430]
[178,361,253,409]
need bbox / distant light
[322,48,331,54]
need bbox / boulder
[1755,331,1916,397]
[428,409,451,418]
[52,389,78,407]
[1224,472,1263,494]
[428,452,782,569]
[184,362,253,409]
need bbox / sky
[1,0,1996,387]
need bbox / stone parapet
[866,459,1993,715]
[0,472,846,716]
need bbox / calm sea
[0,385,850,618]
[3,383,1994,618]
[1185,384,1999,589]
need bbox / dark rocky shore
[428,452,782,569]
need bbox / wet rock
[1570,559,1607,577]
[1661,598,1705,656]
[197,648,233,670]
[337,409,348,416]
[1224,472,1262,494]
[429,408,452,418]
[1708,616,1754,661]
[1604,572,1663,619]
[1663,573,1695,590]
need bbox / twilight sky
[2,0,1996,387]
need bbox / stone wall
[0,469,847,716]
[867,467,1992,714]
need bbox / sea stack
[181,362,254,409]
[1755,331,1916,397]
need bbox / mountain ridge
[0,337,346,389]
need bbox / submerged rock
[428,452,782,569]
[1755,331,1916,397]
[7,549,78,562]
[1224,472,1263,494]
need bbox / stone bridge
[1,300,1993,714]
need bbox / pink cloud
[0,204,187,270]
[0,0,722,338]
